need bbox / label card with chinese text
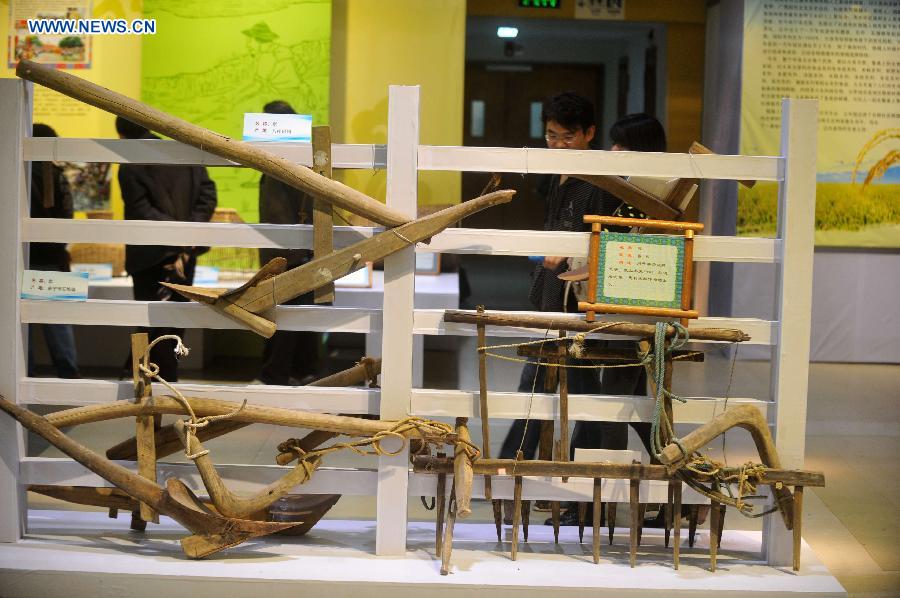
[595,233,684,309]
[71,263,113,281]
[22,270,89,301]
[242,113,312,142]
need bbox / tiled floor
[25,339,900,596]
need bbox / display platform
[0,510,844,597]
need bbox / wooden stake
[665,482,674,548]
[578,501,587,543]
[492,499,503,542]
[511,470,523,560]
[522,499,531,543]
[630,477,640,567]
[709,499,721,571]
[717,502,726,548]
[689,504,699,548]
[453,417,474,518]
[131,333,158,525]
[440,484,457,575]
[673,482,682,570]
[792,486,804,571]
[476,306,492,501]
[592,477,602,564]
[551,439,561,544]
[435,452,447,558]
[312,125,335,304]
[557,331,569,481]
[608,502,617,545]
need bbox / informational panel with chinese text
[595,233,684,309]
[741,0,900,247]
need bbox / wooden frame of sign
[579,216,704,326]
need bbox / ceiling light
[497,26,518,39]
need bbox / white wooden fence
[0,79,817,566]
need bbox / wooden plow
[426,310,824,573]
[4,337,466,559]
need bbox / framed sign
[579,216,704,324]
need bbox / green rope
[648,321,689,460]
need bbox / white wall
[732,252,900,362]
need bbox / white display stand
[0,78,832,592]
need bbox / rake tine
[673,482,682,570]
[792,486,804,572]
[578,501,587,543]
[709,499,721,572]
[629,477,639,568]
[592,477,602,564]
[608,502,617,545]
[688,504,699,547]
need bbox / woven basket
[198,207,260,278]
[69,243,125,276]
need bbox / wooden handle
[16,59,411,227]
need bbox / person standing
[28,123,81,379]
[255,100,321,385]
[116,116,217,382]
[498,92,614,462]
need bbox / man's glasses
[544,132,579,145]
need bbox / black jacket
[119,139,217,275]
[258,174,314,269]
[30,161,73,270]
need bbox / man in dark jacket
[28,123,80,378]
[116,116,217,381]
[255,100,320,385]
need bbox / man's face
[544,120,595,150]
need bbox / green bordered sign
[596,232,684,309]
[579,215,703,324]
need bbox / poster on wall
[8,0,92,68]
[740,0,899,247]
[141,0,331,225]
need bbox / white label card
[243,113,312,142]
[22,270,89,301]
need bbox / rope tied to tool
[138,335,246,460]
[278,417,480,467]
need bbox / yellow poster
[740,0,900,247]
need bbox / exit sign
[519,0,561,8]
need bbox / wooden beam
[312,126,335,304]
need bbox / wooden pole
[131,333,158,526]
[15,60,411,228]
[476,305,492,501]
[629,476,640,568]
[511,455,523,561]
[435,458,447,558]
[453,417,474,518]
[558,331,569,478]
[411,456,825,487]
[443,310,750,343]
[312,125,335,304]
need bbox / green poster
[141,0,331,223]
[740,0,899,248]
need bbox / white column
[764,98,818,566]
[375,85,419,555]
[0,79,32,543]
